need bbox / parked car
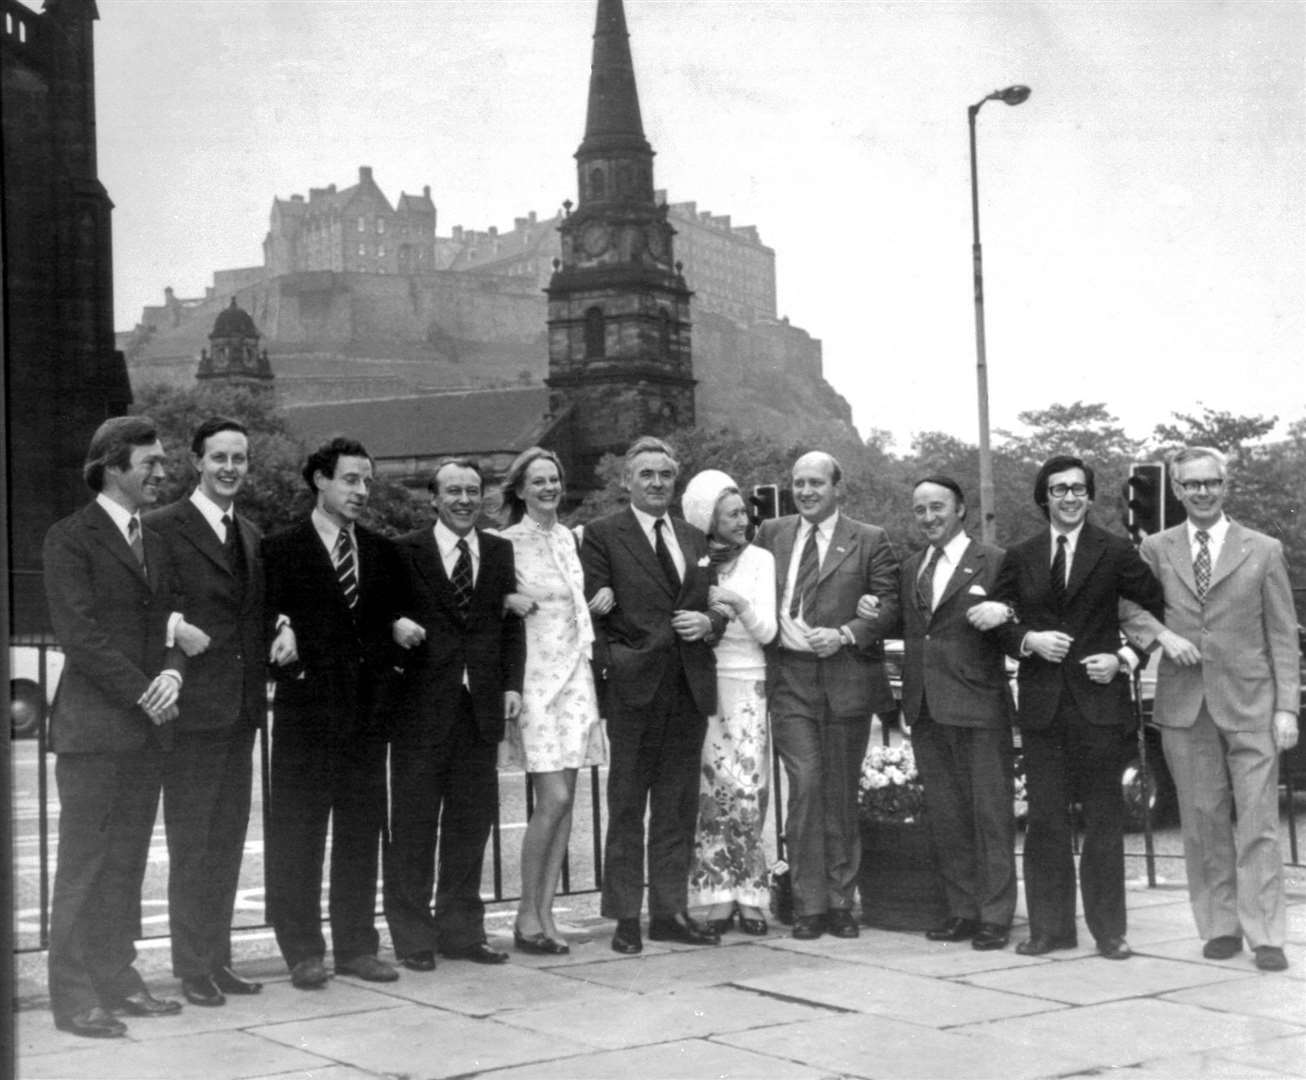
[9,642,63,739]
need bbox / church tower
[546,0,694,484]
[197,298,274,389]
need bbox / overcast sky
[95,0,1305,449]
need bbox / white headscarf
[681,469,738,538]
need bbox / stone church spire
[579,0,650,156]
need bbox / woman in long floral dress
[498,447,609,954]
[682,470,777,935]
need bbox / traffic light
[1124,463,1186,541]
[749,484,779,525]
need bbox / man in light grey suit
[1125,447,1300,972]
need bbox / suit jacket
[755,512,900,717]
[580,507,718,716]
[993,520,1164,729]
[43,501,183,754]
[1129,520,1300,731]
[145,497,266,733]
[262,517,403,741]
[390,526,525,747]
[897,538,1013,728]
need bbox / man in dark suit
[990,454,1164,960]
[145,417,266,1006]
[891,477,1016,950]
[383,457,524,970]
[581,436,725,954]
[263,437,413,988]
[755,451,899,940]
[43,416,186,1038]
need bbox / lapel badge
[963,567,974,575]
[835,546,846,554]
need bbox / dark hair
[913,474,967,518]
[500,446,564,525]
[190,416,249,457]
[301,436,371,492]
[1033,454,1095,518]
[427,456,484,497]
[83,416,158,492]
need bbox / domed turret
[197,298,274,388]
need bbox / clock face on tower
[581,222,610,257]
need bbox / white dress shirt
[312,507,361,584]
[1186,514,1229,569]
[629,505,685,580]
[434,519,480,585]
[778,511,839,651]
[189,487,234,542]
[919,531,971,613]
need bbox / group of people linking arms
[41,417,1299,1040]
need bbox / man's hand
[1025,630,1073,663]
[966,601,1012,631]
[588,587,615,616]
[1080,653,1120,684]
[1273,710,1299,751]
[1157,628,1201,667]
[392,617,427,649]
[502,593,537,618]
[175,618,211,658]
[269,624,298,666]
[804,626,843,659]
[504,691,522,720]
[672,610,713,642]
[142,702,179,726]
[856,594,879,621]
[709,585,747,619]
[138,672,180,714]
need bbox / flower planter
[857,816,948,931]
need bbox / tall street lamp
[969,83,1030,544]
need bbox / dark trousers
[163,724,256,978]
[48,749,163,1020]
[770,653,871,917]
[1021,701,1126,944]
[912,707,1017,927]
[601,666,706,920]
[384,690,498,956]
[266,723,387,968]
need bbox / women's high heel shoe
[514,924,570,955]
[707,909,735,936]
[737,909,768,936]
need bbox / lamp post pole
[969,84,1030,545]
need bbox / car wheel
[10,679,45,739]
[1121,756,1170,831]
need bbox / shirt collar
[311,506,352,552]
[630,505,669,536]
[801,510,840,541]
[95,492,138,537]
[434,519,479,558]
[938,531,971,564]
[1050,522,1085,552]
[1187,515,1229,545]
[189,487,232,535]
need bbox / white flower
[697,555,711,568]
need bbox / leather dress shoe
[1202,935,1243,960]
[826,909,860,938]
[972,923,1010,951]
[112,989,182,1017]
[926,916,979,942]
[55,1006,127,1039]
[1016,934,1078,957]
[648,911,720,946]
[401,950,436,972]
[335,954,399,981]
[612,918,643,954]
[290,957,329,989]
[1097,936,1132,961]
[514,925,571,956]
[737,913,768,936]
[792,914,825,940]
[181,974,225,1007]
[1254,946,1288,972]
[443,941,509,965]
[212,966,262,995]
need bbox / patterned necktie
[127,516,146,572]
[789,525,820,619]
[451,537,473,615]
[1049,534,1067,609]
[335,529,358,610]
[1194,529,1211,601]
[916,545,944,613]
[653,518,680,589]
[222,512,246,584]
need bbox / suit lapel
[410,529,457,613]
[934,538,983,613]
[771,518,799,593]
[816,515,857,585]
[618,508,676,599]
[179,500,232,577]
[1163,525,1198,599]
[1064,525,1104,605]
[1207,520,1253,594]
[87,502,150,586]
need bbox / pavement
[11,874,1306,1080]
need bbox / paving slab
[249,1003,592,1079]
[1116,1050,1295,1077]
[714,1010,1084,1080]
[737,964,1059,1027]
[1210,1033,1306,1077]
[473,1037,832,1080]
[244,1069,389,1080]
[495,983,835,1050]
[963,952,1251,1006]
[970,997,1304,1071]
[17,1029,331,1080]
[1163,975,1306,1026]
[553,940,835,995]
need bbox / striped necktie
[916,545,944,613]
[451,537,473,615]
[789,525,820,619]
[335,529,358,610]
[127,516,146,572]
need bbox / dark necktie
[222,512,247,585]
[653,518,680,589]
[1194,529,1211,601]
[789,525,820,619]
[127,516,146,572]
[916,545,944,613]
[1050,534,1068,609]
[335,529,358,610]
[451,537,473,615]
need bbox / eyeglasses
[1047,483,1088,498]
[1178,478,1224,494]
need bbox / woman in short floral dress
[682,470,777,935]
[499,447,609,954]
